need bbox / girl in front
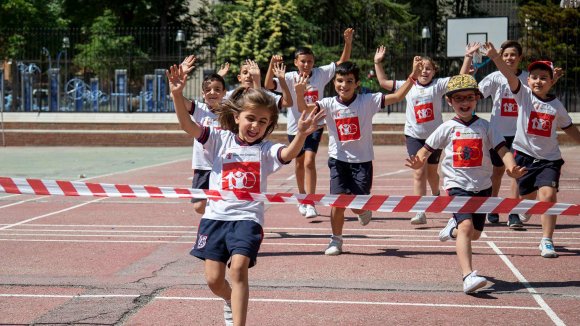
[167,64,324,326]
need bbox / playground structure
[1,63,177,113]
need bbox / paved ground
[0,146,579,325]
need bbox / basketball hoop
[561,0,580,8]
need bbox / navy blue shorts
[405,136,441,164]
[191,169,211,204]
[490,136,515,167]
[328,157,373,195]
[514,151,564,196]
[190,219,264,268]
[447,187,492,232]
[288,127,324,157]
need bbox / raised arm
[336,28,354,65]
[483,42,520,92]
[264,55,283,91]
[273,61,293,107]
[384,56,422,106]
[294,74,317,113]
[167,64,202,138]
[374,45,395,91]
[459,43,481,75]
[180,55,197,74]
[280,108,326,161]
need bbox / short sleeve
[478,74,495,99]
[425,124,449,150]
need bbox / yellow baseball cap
[446,74,482,97]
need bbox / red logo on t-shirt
[527,111,554,137]
[222,162,260,192]
[453,138,483,167]
[304,85,319,104]
[335,116,361,142]
[414,102,434,123]
[500,98,518,117]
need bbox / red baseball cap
[527,61,554,78]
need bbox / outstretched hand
[217,62,230,77]
[294,73,309,94]
[482,42,498,59]
[465,42,481,57]
[374,45,386,64]
[180,55,196,74]
[166,64,188,94]
[411,56,423,79]
[405,155,426,170]
[296,107,326,136]
[273,62,286,79]
[506,165,527,179]
[246,59,261,78]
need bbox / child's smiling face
[448,90,479,121]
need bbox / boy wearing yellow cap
[406,74,526,293]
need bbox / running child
[483,42,580,258]
[167,64,325,326]
[375,45,481,225]
[296,57,423,255]
[264,28,354,219]
[405,74,526,293]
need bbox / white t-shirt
[395,77,449,139]
[479,70,529,137]
[316,93,385,163]
[190,101,219,170]
[197,127,289,226]
[274,63,336,135]
[511,82,573,161]
[425,116,506,192]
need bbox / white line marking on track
[0,197,42,209]
[0,198,107,230]
[0,294,543,310]
[487,241,565,326]
[375,169,410,178]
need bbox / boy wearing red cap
[484,42,580,258]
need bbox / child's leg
[204,259,231,301]
[229,254,251,326]
[456,219,481,277]
[537,186,558,239]
[303,150,318,194]
[294,154,306,194]
[331,207,346,236]
[413,165,428,196]
[426,163,440,195]
[491,166,505,197]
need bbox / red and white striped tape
[0,177,578,216]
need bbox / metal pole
[1,67,5,146]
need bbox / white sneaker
[223,301,233,326]
[298,204,307,216]
[519,213,532,222]
[411,212,427,225]
[439,217,457,242]
[304,205,318,218]
[539,239,558,258]
[324,236,343,256]
[463,271,487,293]
[357,210,372,226]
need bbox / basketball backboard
[447,17,509,57]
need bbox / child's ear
[237,74,242,82]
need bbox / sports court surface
[0,146,579,325]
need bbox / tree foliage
[0,0,67,58]
[73,9,148,82]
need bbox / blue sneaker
[486,213,500,224]
[539,239,558,258]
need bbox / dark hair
[294,47,314,59]
[500,40,523,57]
[420,56,439,73]
[335,61,360,82]
[202,73,226,91]
[217,87,279,139]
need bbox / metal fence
[1,21,578,113]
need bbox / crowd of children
[167,31,579,325]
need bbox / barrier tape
[0,177,578,216]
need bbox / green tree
[73,9,148,85]
[0,0,67,59]
[214,0,309,74]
